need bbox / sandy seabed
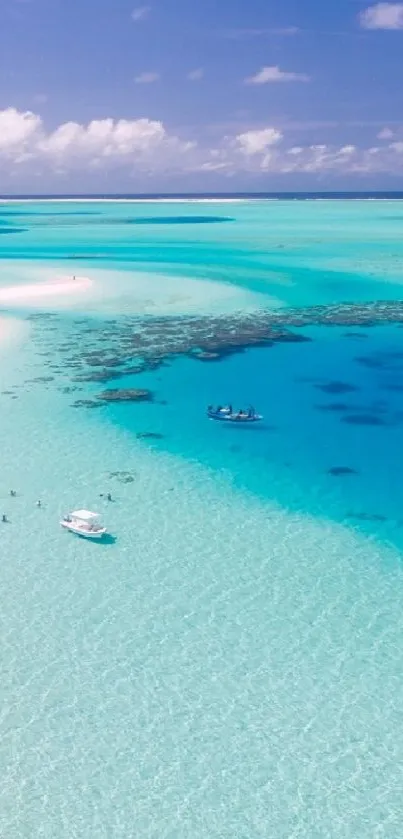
[0,316,29,350]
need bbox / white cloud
[3,106,403,180]
[187,68,204,81]
[131,6,150,21]
[37,117,167,160]
[359,3,403,29]
[235,127,283,155]
[134,71,160,84]
[378,127,394,139]
[245,65,310,84]
[0,107,42,155]
[199,161,230,171]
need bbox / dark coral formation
[97,388,154,403]
[22,298,403,407]
[136,432,164,439]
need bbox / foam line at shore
[0,198,253,205]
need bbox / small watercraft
[60,509,107,540]
[207,406,263,423]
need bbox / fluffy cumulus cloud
[236,128,283,155]
[0,107,42,157]
[2,108,403,180]
[359,3,403,29]
[0,109,194,175]
[37,117,167,159]
[245,65,310,84]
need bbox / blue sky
[0,0,403,191]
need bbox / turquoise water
[2,200,403,837]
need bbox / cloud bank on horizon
[1,107,403,183]
[0,0,402,188]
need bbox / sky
[0,0,403,192]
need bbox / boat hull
[60,521,107,540]
[207,412,263,423]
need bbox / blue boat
[207,406,263,423]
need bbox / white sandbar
[0,276,93,304]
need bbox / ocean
[1,197,403,837]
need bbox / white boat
[60,509,107,540]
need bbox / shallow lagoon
[2,200,403,838]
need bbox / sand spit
[0,276,93,304]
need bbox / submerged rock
[136,432,164,440]
[73,369,126,383]
[109,471,135,483]
[346,511,387,522]
[192,351,222,361]
[271,330,311,343]
[342,414,386,426]
[72,399,103,409]
[354,355,385,369]
[316,381,359,395]
[26,376,55,384]
[97,388,154,403]
[328,466,359,476]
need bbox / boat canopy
[70,509,100,521]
